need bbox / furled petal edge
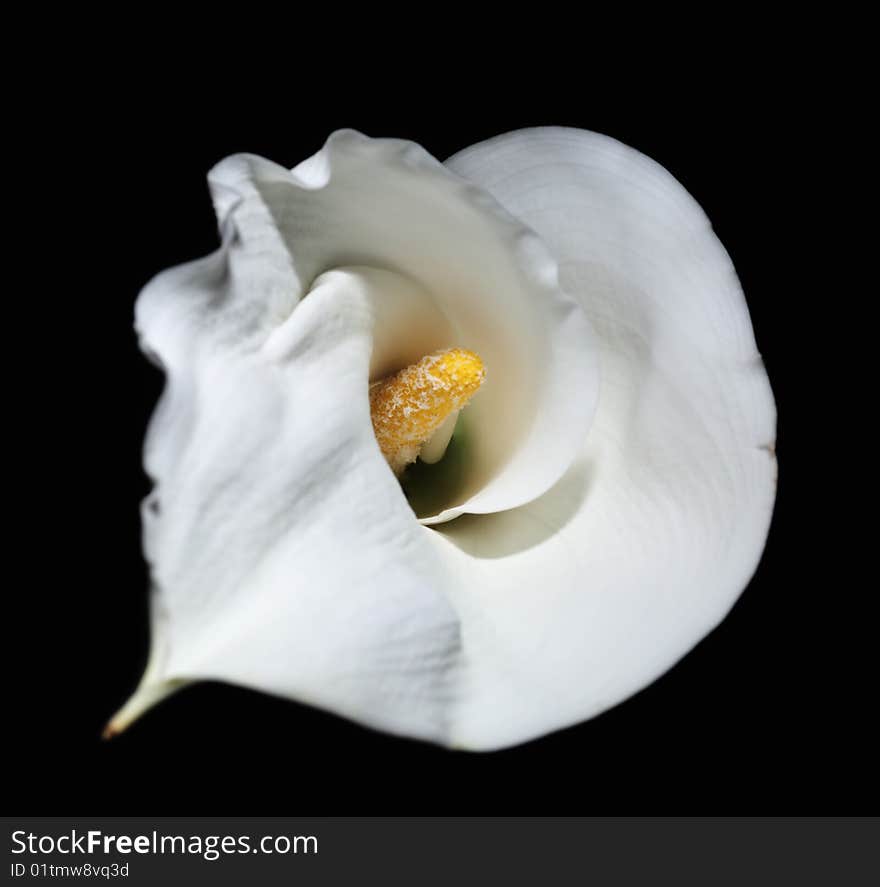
[426,128,778,750]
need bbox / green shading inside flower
[401,417,472,519]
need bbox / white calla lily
[107,127,776,750]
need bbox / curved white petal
[113,128,776,752]
[207,131,598,523]
[129,264,462,742]
[434,128,777,749]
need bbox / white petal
[114,129,776,751]
[207,131,598,523]
[432,128,777,749]
[127,262,463,742]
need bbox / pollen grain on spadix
[369,348,485,475]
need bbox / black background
[10,58,868,814]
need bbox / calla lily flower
[107,128,776,750]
